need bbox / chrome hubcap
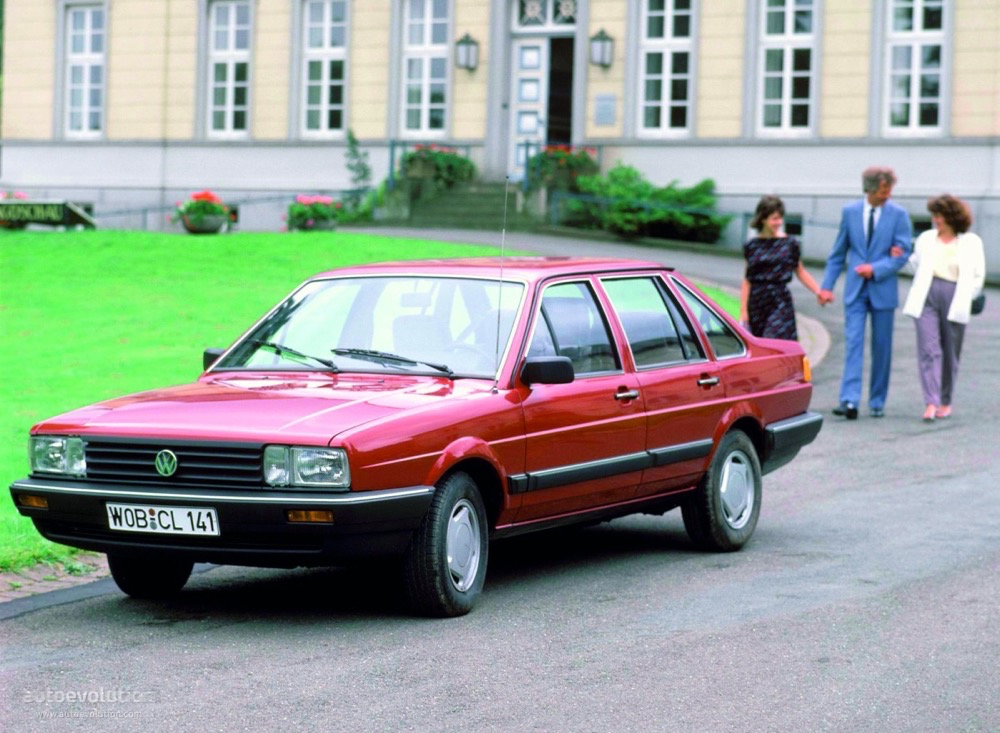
[719,450,754,530]
[446,499,481,592]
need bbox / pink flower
[295,194,335,206]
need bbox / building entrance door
[508,36,575,180]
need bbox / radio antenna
[492,176,510,394]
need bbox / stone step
[406,182,537,230]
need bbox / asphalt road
[2,231,998,732]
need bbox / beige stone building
[1,0,999,262]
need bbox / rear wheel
[682,430,762,551]
[107,553,194,599]
[403,471,488,617]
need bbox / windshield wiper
[251,340,340,371]
[332,348,453,377]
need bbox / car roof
[312,256,673,283]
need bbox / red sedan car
[10,257,821,616]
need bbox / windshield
[217,275,525,378]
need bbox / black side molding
[508,438,713,494]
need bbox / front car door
[512,279,646,523]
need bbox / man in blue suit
[818,167,912,419]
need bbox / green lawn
[0,229,737,572]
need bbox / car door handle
[614,389,640,401]
[697,376,720,387]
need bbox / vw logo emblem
[154,449,178,477]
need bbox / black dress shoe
[833,402,859,419]
[870,407,885,418]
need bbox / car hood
[34,372,485,444]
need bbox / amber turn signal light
[17,494,49,509]
[286,509,334,524]
[802,356,812,383]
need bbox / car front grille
[83,438,263,488]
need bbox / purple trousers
[915,277,966,407]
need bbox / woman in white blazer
[902,195,986,421]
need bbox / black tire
[403,471,489,617]
[682,430,762,552]
[107,553,194,599]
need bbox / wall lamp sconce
[455,33,480,71]
[589,29,614,69]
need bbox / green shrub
[402,145,475,191]
[647,178,730,243]
[569,164,730,243]
[342,129,373,216]
[571,164,658,237]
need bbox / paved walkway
[0,553,110,603]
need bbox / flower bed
[401,145,475,190]
[525,145,599,192]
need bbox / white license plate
[106,503,220,536]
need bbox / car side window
[673,280,745,359]
[528,281,620,375]
[660,285,704,360]
[601,277,687,367]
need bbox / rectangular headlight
[263,446,350,489]
[29,436,86,477]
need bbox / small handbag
[971,292,986,316]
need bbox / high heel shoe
[922,405,937,422]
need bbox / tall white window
[302,0,348,136]
[402,0,449,136]
[758,0,815,135]
[64,5,105,138]
[639,0,694,135]
[209,1,252,137]
[885,0,944,134]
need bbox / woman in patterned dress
[739,196,821,341]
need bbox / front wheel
[107,553,194,599]
[682,430,762,552]
[403,471,489,617]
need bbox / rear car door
[600,275,728,496]
[513,279,646,522]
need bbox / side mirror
[520,356,574,385]
[203,347,226,371]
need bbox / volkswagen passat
[10,257,822,616]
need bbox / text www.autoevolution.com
[37,710,144,721]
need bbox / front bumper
[9,478,435,567]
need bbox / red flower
[191,190,222,204]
